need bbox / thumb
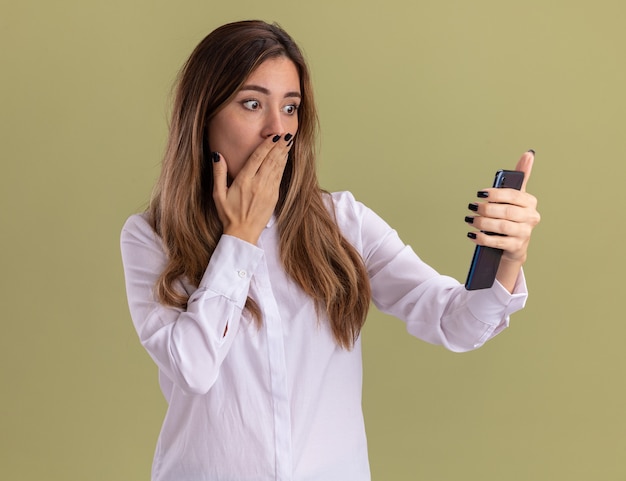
[211,151,228,202]
[515,149,535,192]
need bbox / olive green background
[2,0,624,479]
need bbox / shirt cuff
[466,268,528,326]
[192,235,264,309]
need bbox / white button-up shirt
[120,191,527,481]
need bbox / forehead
[242,56,301,92]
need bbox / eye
[242,100,260,111]
[283,104,299,115]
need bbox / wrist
[496,257,525,294]
[223,226,261,245]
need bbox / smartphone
[464,170,525,290]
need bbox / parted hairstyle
[148,20,371,349]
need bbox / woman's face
[208,56,301,179]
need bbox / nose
[261,110,285,139]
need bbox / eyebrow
[239,84,301,99]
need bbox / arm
[120,215,263,395]
[333,192,527,352]
[366,221,527,352]
[120,135,292,394]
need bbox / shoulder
[120,212,163,253]
[326,190,358,205]
[323,191,366,230]
[323,190,366,217]
[323,191,393,252]
[121,212,151,237]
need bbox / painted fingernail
[286,138,294,147]
[528,149,536,155]
[465,216,474,224]
[468,203,479,212]
[284,133,293,142]
[212,151,220,163]
[272,134,281,143]
[477,191,489,198]
[467,232,477,239]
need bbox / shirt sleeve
[332,191,528,352]
[120,214,264,394]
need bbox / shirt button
[237,270,247,278]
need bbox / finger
[238,134,285,179]
[515,150,535,192]
[467,230,527,254]
[467,215,532,238]
[254,133,292,182]
[469,200,538,223]
[211,152,228,202]
[475,189,538,209]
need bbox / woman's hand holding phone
[465,150,541,293]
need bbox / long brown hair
[148,20,370,349]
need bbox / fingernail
[464,216,474,224]
[467,232,477,239]
[477,191,489,198]
[272,134,281,143]
[527,149,536,155]
[284,133,293,142]
[212,152,220,163]
[468,203,479,212]
[286,138,294,147]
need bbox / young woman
[121,20,540,481]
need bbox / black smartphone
[464,170,525,290]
